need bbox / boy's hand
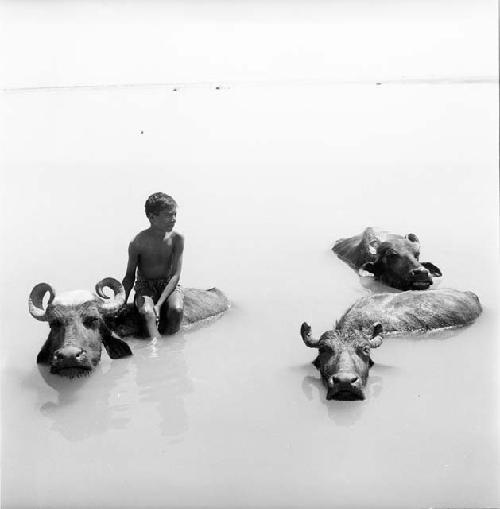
[153,304,161,323]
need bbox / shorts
[134,278,183,307]
[134,279,184,334]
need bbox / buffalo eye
[319,345,334,356]
[385,251,399,261]
[49,319,63,329]
[83,316,99,329]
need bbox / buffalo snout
[54,345,86,361]
[332,374,359,385]
[327,372,364,400]
[410,267,429,277]
[51,345,92,375]
[409,266,432,289]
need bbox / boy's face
[149,207,176,232]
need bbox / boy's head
[145,192,177,231]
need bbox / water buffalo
[301,288,481,400]
[332,227,442,290]
[300,322,383,400]
[29,277,230,377]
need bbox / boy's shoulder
[169,230,185,251]
[130,229,151,246]
[130,229,184,245]
[171,230,184,243]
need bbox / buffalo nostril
[76,349,86,359]
[332,375,359,385]
[54,347,85,361]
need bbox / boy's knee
[137,301,155,318]
[160,306,183,335]
[172,302,183,313]
[168,306,183,321]
[141,310,156,324]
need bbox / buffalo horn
[95,277,126,314]
[28,283,55,321]
[405,233,420,248]
[300,322,322,348]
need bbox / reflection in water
[30,331,196,442]
[131,333,194,439]
[36,361,132,442]
[301,373,384,426]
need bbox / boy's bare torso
[133,229,182,281]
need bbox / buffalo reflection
[37,359,132,441]
[129,333,194,439]
[301,372,384,426]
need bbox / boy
[122,192,184,340]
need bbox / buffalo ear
[421,261,442,277]
[359,262,376,275]
[37,338,52,364]
[372,322,383,337]
[369,322,383,349]
[100,324,132,359]
[312,355,321,369]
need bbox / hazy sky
[0,0,497,88]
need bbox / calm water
[1,82,499,508]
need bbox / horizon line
[2,75,497,93]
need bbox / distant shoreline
[2,76,497,94]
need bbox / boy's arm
[122,241,139,303]
[156,234,184,310]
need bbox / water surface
[1,82,499,508]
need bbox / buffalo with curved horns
[332,227,442,290]
[300,322,383,401]
[301,288,481,400]
[29,277,230,377]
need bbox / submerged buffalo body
[301,288,481,400]
[29,278,230,377]
[332,227,442,290]
[337,288,482,334]
[105,287,230,338]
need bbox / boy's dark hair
[145,192,177,217]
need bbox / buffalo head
[359,233,441,290]
[29,277,132,377]
[300,322,383,400]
